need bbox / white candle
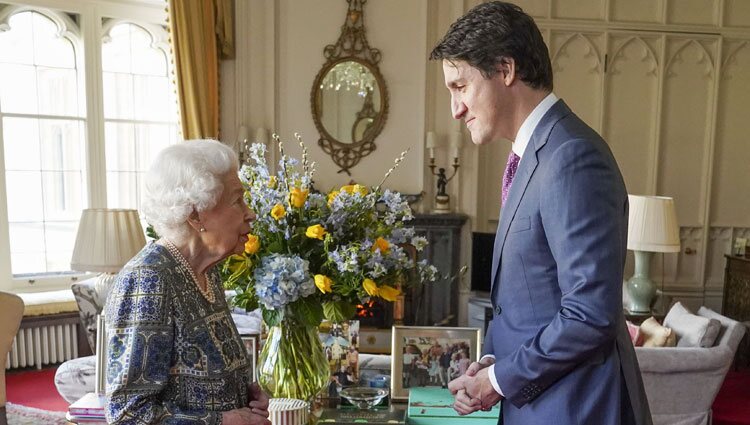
[426,131,437,158]
[449,131,462,159]
[255,127,269,145]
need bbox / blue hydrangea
[254,254,315,310]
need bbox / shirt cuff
[487,364,504,397]
[480,354,495,362]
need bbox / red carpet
[713,369,750,425]
[5,367,68,412]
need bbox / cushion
[17,289,78,316]
[664,302,721,348]
[639,317,676,347]
[626,320,644,346]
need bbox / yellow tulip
[341,184,368,196]
[270,203,286,220]
[378,285,401,302]
[290,187,309,208]
[305,224,327,240]
[244,234,260,254]
[314,274,333,294]
[372,237,390,254]
[268,176,278,188]
[327,190,339,206]
[363,278,379,297]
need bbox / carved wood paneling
[604,35,660,196]
[711,40,750,226]
[666,0,718,27]
[551,0,603,20]
[550,31,604,131]
[658,37,717,225]
[610,0,663,24]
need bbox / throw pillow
[640,317,677,347]
[663,302,722,348]
[626,320,644,346]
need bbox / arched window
[102,21,178,210]
[0,10,85,275]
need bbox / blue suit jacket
[485,100,652,425]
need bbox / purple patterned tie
[501,151,521,208]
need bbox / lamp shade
[627,195,680,253]
[71,209,146,273]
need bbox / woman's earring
[200,226,206,232]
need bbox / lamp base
[626,251,656,313]
[94,273,118,307]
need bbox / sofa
[636,306,746,425]
[0,291,24,425]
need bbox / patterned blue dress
[105,242,252,424]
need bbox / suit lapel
[490,100,573,296]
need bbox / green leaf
[293,297,324,327]
[263,307,284,327]
[323,300,356,323]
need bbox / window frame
[0,0,172,292]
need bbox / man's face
[442,59,509,145]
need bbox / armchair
[636,306,746,425]
[1,291,24,425]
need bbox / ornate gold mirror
[311,0,388,175]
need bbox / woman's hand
[247,382,270,417]
[222,407,271,425]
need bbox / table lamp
[626,195,681,313]
[71,209,146,305]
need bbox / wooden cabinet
[723,255,750,321]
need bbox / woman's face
[199,172,256,259]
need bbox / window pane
[44,220,78,272]
[0,63,39,114]
[3,117,41,171]
[37,67,79,116]
[32,12,75,69]
[105,122,136,171]
[40,119,85,171]
[6,171,44,222]
[133,75,171,121]
[130,27,166,76]
[9,222,46,274]
[102,24,131,73]
[42,171,84,221]
[136,123,171,170]
[0,12,34,65]
[103,72,134,119]
[106,171,137,209]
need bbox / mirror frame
[310,0,389,175]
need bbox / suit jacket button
[495,305,502,315]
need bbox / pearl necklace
[163,239,216,303]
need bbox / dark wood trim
[0,405,7,425]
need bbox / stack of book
[66,392,107,424]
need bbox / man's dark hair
[430,1,553,91]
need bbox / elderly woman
[105,140,268,425]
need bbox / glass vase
[257,321,329,401]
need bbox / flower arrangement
[222,134,438,328]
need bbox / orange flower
[372,237,390,254]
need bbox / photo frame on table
[390,326,481,401]
[240,333,260,382]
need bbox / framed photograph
[319,320,360,399]
[240,333,260,382]
[390,326,482,401]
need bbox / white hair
[141,139,238,241]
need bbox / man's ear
[497,57,516,86]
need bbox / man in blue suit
[431,2,652,424]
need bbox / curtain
[167,0,235,140]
